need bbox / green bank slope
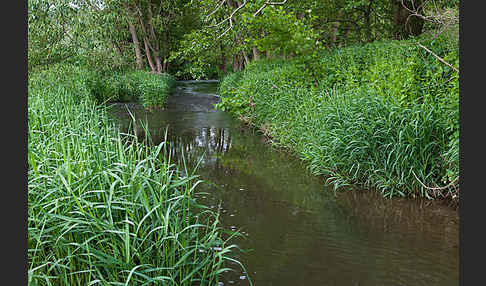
[218,33,459,202]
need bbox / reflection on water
[108,81,459,286]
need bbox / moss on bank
[217,33,459,202]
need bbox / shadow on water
[108,81,459,286]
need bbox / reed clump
[28,64,245,285]
[85,69,175,109]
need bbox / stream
[108,80,459,286]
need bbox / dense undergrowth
[28,64,245,285]
[217,32,459,202]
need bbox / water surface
[108,81,459,286]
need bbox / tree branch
[412,170,459,199]
[209,1,248,39]
[417,42,459,73]
[207,0,288,38]
[205,0,226,22]
[253,0,288,16]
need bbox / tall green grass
[28,64,247,285]
[85,69,175,109]
[218,33,459,201]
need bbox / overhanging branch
[207,0,288,39]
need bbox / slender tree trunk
[147,4,163,73]
[232,56,237,72]
[238,55,245,71]
[135,4,160,73]
[252,47,259,61]
[142,36,156,72]
[228,0,248,70]
[220,43,226,71]
[233,55,240,72]
[242,51,250,66]
[128,21,144,70]
[331,22,339,47]
[364,0,374,42]
[163,59,169,73]
[155,57,163,73]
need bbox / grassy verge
[85,69,175,109]
[217,33,459,202]
[28,64,245,285]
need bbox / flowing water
[108,81,459,286]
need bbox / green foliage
[170,29,223,80]
[28,0,80,69]
[241,6,321,57]
[28,64,244,285]
[218,32,459,200]
[85,70,175,108]
[299,33,459,107]
[125,71,176,109]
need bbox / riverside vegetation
[28,0,459,284]
[85,69,175,109]
[217,31,459,202]
[28,64,247,285]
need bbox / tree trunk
[136,6,155,72]
[393,0,424,39]
[143,36,156,73]
[242,51,250,66]
[163,59,169,73]
[147,4,163,73]
[364,0,374,42]
[220,43,227,71]
[252,47,260,61]
[237,56,243,71]
[330,11,342,47]
[128,21,144,70]
[232,55,238,72]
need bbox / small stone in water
[218,282,224,286]
[239,275,246,280]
